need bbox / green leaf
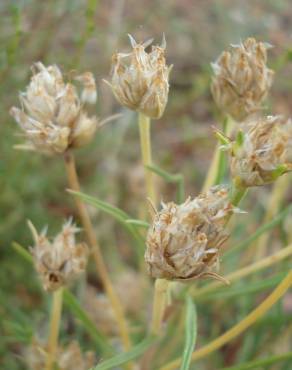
[220,351,292,370]
[224,204,292,258]
[12,241,32,263]
[146,164,185,203]
[197,272,287,301]
[126,219,150,229]
[180,296,197,370]
[90,336,156,370]
[63,290,113,355]
[67,190,145,257]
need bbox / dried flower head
[105,34,171,119]
[211,38,274,121]
[29,218,89,291]
[145,186,240,281]
[25,339,95,370]
[10,62,98,154]
[230,115,292,187]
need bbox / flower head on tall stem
[211,38,274,121]
[145,186,242,282]
[10,62,98,154]
[29,218,88,292]
[105,34,171,119]
[229,115,292,187]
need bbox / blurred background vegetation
[1,1,292,369]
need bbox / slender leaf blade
[180,296,197,370]
[91,336,156,370]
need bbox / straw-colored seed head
[10,63,98,155]
[106,34,171,119]
[145,186,240,281]
[211,38,274,121]
[25,339,95,370]
[29,219,88,291]
[230,115,292,187]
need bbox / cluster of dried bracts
[9,34,292,368]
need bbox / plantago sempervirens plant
[28,219,88,292]
[8,28,292,370]
[10,62,98,154]
[229,115,292,187]
[211,38,274,121]
[145,186,241,282]
[105,34,171,119]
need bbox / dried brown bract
[230,115,292,187]
[211,38,274,121]
[105,34,171,119]
[10,63,98,154]
[145,186,241,281]
[29,219,88,292]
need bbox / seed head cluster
[211,38,274,121]
[10,62,98,155]
[106,35,171,119]
[145,186,240,281]
[230,115,292,187]
[29,219,88,291]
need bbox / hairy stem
[45,288,63,370]
[63,151,131,354]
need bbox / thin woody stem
[45,288,63,370]
[138,112,168,335]
[63,151,131,353]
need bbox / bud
[145,186,240,281]
[10,62,98,155]
[105,34,171,119]
[230,115,292,187]
[25,339,95,370]
[29,219,88,291]
[211,38,274,121]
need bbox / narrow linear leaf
[225,204,292,258]
[126,219,150,228]
[12,241,32,263]
[91,336,156,370]
[197,272,287,302]
[220,351,292,370]
[146,164,180,183]
[180,296,197,370]
[63,290,113,354]
[146,164,185,203]
[67,190,145,256]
